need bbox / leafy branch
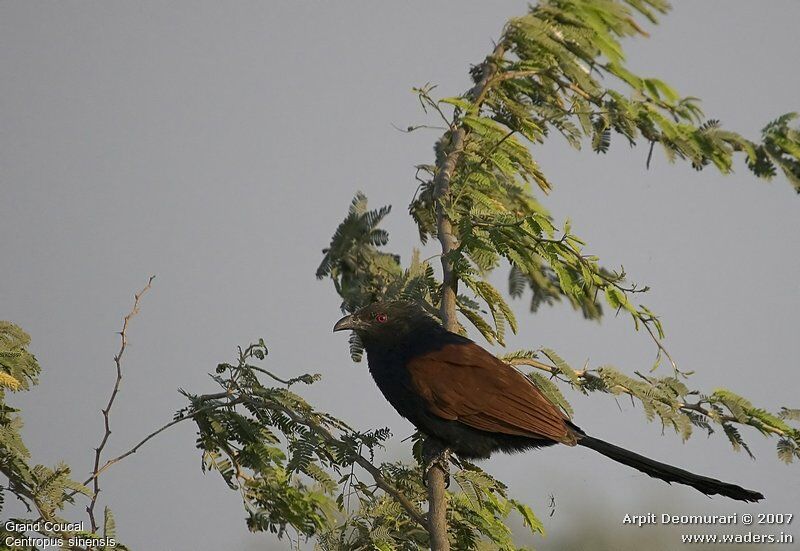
[184,340,543,549]
[0,323,120,549]
[503,350,800,463]
[318,0,798,546]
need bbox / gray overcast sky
[2,1,798,550]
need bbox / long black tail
[578,435,764,502]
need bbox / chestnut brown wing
[406,342,576,445]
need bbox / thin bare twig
[646,140,656,169]
[87,275,155,532]
[81,398,235,489]
[641,319,683,376]
[391,123,448,133]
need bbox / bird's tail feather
[578,435,764,502]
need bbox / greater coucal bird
[334,300,764,502]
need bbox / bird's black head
[333,301,441,345]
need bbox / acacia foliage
[2,1,798,550]
[185,341,543,550]
[317,0,800,465]
[0,322,124,550]
[313,0,799,546]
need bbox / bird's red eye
[376,313,388,323]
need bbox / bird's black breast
[363,328,464,424]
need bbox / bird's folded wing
[406,342,574,444]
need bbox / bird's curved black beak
[333,314,360,332]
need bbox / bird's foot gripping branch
[422,439,451,488]
[183,340,545,549]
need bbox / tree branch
[81,398,233,488]
[427,40,508,551]
[87,275,155,532]
[507,357,790,439]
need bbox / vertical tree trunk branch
[423,439,451,551]
[427,42,506,551]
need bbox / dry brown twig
[86,275,155,532]
[60,275,426,543]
